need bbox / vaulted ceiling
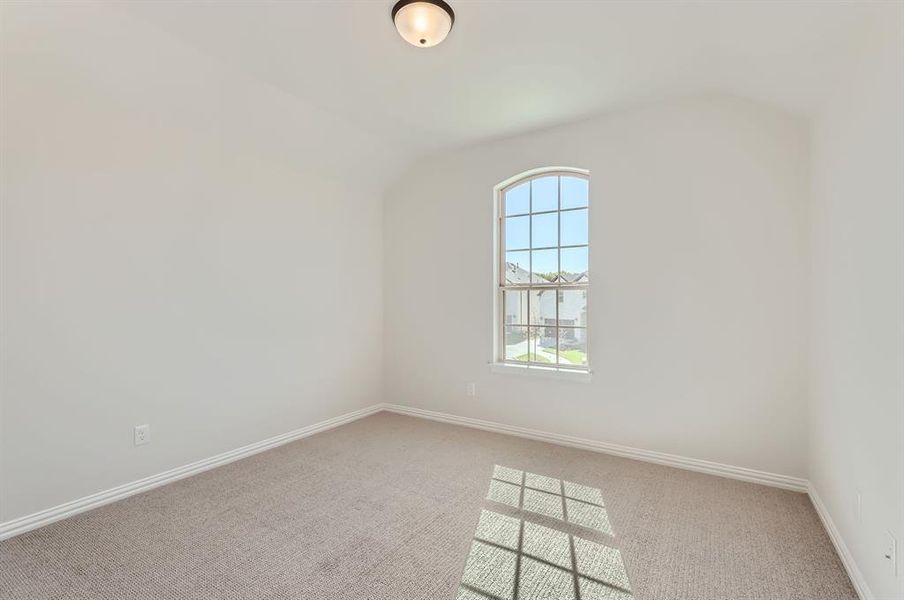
[126,1,890,159]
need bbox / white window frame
[491,167,591,379]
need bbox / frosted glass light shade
[392,0,454,48]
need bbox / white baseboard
[0,404,383,541]
[1,400,867,600]
[381,404,873,597]
[380,403,809,492]
[808,483,873,600]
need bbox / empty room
[1,1,902,599]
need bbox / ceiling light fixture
[391,0,454,48]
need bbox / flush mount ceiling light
[391,0,454,48]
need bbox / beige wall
[0,3,403,521]
[809,15,904,599]
[384,96,810,478]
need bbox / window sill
[488,362,593,383]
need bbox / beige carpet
[0,412,856,599]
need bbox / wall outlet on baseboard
[134,424,150,446]
[466,382,477,398]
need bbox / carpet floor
[0,412,856,599]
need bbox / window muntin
[498,171,589,370]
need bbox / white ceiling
[125,1,890,159]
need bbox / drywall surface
[384,96,810,478]
[809,15,904,600]
[0,3,402,521]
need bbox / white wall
[0,3,403,522]
[809,14,904,600]
[384,96,810,478]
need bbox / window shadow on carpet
[456,465,633,600]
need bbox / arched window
[496,168,589,371]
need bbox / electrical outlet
[134,424,150,446]
[885,531,897,576]
[855,489,862,523]
[466,382,477,398]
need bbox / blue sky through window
[505,210,586,251]
[531,177,558,212]
[503,175,588,277]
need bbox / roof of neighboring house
[503,262,532,284]
[553,271,589,284]
[504,262,588,284]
